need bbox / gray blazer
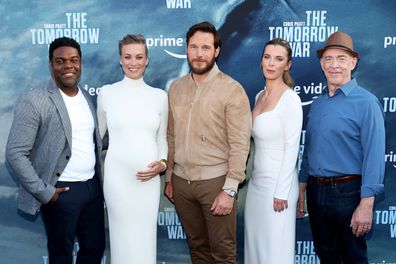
[6,79,103,215]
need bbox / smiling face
[261,44,291,82]
[320,48,357,91]
[120,43,148,80]
[50,46,81,93]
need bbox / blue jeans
[306,177,368,264]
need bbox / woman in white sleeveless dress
[97,34,168,264]
[244,38,303,264]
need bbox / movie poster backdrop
[0,0,395,263]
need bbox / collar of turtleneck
[122,76,146,87]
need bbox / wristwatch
[223,189,237,197]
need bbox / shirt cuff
[361,184,384,198]
[222,177,240,191]
[298,172,309,183]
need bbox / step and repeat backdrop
[1,0,395,263]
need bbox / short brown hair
[186,21,221,49]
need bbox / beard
[188,56,216,75]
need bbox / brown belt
[310,175,361,185]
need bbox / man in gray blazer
[6,37,105,264]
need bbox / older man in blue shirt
[298,31,385,264]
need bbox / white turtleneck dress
[97,76,168,264]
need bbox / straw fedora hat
[316,31,359,58]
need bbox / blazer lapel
[47,80,73,149]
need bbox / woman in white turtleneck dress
[97,34,168,264]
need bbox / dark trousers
[41,177,105,264]
[172,175,237,264]
[306,178,368,264]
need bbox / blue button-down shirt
[299,79,385,197]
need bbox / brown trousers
[172,174,237,264]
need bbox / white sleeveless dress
[97,76,168,264]
[244,89,302,264]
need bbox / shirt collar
[323,78,357,96]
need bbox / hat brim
[317,45,359,59]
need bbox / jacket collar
[189,63,220,84]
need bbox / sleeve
[299,141,310,183]
[5,95,55,204]
[299,103,313,183]
[165,87,175,182]
[156,92,168,161]
[274,92,303,200]
[96,88,107,140]
[223,84,252,190]
[360,98,385,197]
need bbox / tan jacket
[166,64,252,190]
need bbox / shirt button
[56,173,60,176]
[66,156,70,160]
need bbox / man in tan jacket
[164,21,251,264]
